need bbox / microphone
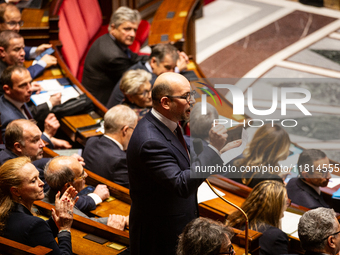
[192,138,250,254]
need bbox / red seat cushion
[77,0,102,40]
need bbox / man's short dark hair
[4,119,25,150]
[149,43,179,64]
[298,208,337,251]
[0,30,22,50]
[298,149,327,175]
[1,65,26,89]
[151,82,174,105]
[177,217,234,255]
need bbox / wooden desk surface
[149,0,198,44]
[71,228,127,255]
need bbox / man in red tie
[0,65,70,148]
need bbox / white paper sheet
[31,86,80,106]
[197,182,225,204]
[37,79,63,91]
[281,211,301,236]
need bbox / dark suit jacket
[127,111,223,255]
[0,95,52,147]
[3,203,72,255]
[106,60,157,108]
[83,135,129,188]
[286,177,330,209]
[257,224,289,255]
[82,33,147,105]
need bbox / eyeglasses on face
[164,90,196,104]
[136,89,151,98]
[73,171,87,181]
[321,230,340,241]
[4,21,24,28]
[219,244,235,255]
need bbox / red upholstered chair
[129,19,150,53]
[58,10,79,76]
[77,0,102,40]
[58,0,89,76]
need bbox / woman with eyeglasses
[118,69,152,121]
[227,180,290,255]
[230,123,291,188]
[0,157,77,254]
[177,217,235,255]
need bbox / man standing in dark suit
[298,208,340,255]
[287,149,331,209]
[106,43,190,108]
[127,72,229,255]
[82,6,148,105]
[83,105,137,188]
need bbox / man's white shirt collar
[151,108,177,133]
[104,134,124,151]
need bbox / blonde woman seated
[231,123,291,188]
[227,180,290,255]
[119,69,152,121]
[0,157,77,255]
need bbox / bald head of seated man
[44,156,128,230]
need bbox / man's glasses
[4,21,24,28]
[73,171,87,181]
[165,90,196,104]
[321,230,340,241]
[219,244,235,255]
[136,89,151,98]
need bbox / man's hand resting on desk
[107,214,129,231]
[35,44,53,55]
[50,137,72,149]
[93,184,110,201]
[40,54,57,68]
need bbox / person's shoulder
[260,225,288,240]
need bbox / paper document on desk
[31,85,80,106]
[38,79,64,91]
[221,128,248,164]
[281,211,301,237]
[328,177,340,189]
[197,182,225,203]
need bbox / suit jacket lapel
[145,112,190,164]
